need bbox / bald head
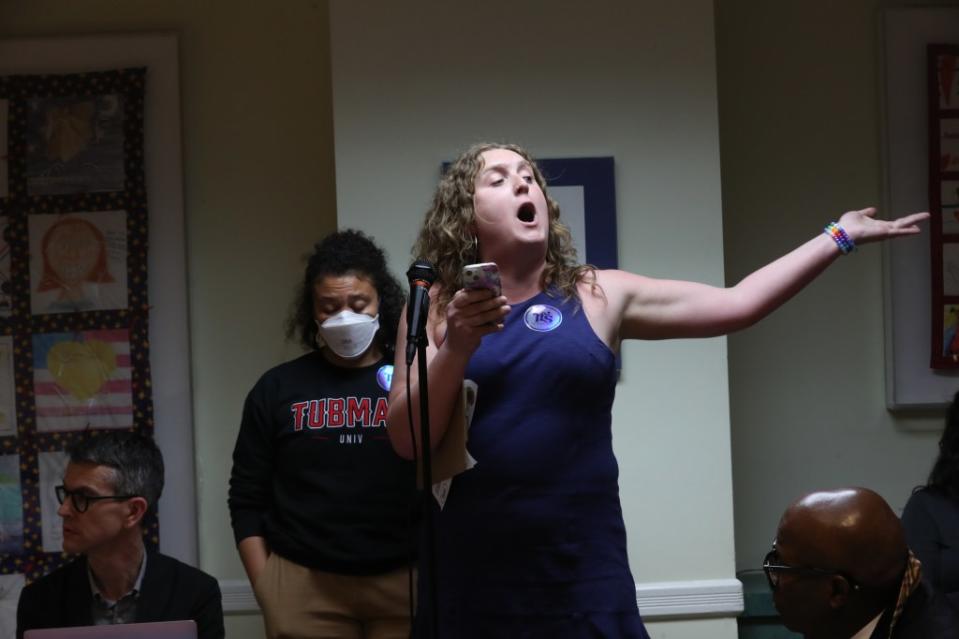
[777,487,906,589]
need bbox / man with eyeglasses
[765,487,959,639]
[15,431,224,639]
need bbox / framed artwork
[929,44,959,368]
[536,157,618,269]
[1,33,196,583]
[0,66,155,589]
[881,9,959,407]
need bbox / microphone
[406,259,436,366]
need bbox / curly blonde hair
[413,142,594,316]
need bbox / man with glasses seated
[765,487,959,639]
[16,431,224,639]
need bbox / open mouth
[517,202,536,223]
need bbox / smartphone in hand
[462,262,501,297]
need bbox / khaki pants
[253,552,413,639]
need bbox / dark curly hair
[925,390,959,499]
[286,229,404,357]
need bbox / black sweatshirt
[228,351,415,575]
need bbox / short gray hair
[67,431,165,512]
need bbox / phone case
[462,262,501,296]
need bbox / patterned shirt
[88,553,147,625]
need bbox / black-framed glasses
[55,485,139,514]
[762,548,861,592]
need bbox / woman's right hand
[387,287,510,459]
[439,288,510,355]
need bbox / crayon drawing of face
[37,217,114,296]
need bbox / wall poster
[0,68,155,594]
[931,45,959,368]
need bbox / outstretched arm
[387,287,510,459]
[605,208,928,341]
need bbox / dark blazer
[870,578,959,639]
[16,551,224,639]
[902,488,959,595]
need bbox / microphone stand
[410,295,439,639]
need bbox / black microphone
[406,259,436,366]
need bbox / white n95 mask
[315,310,380,360]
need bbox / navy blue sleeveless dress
[417,291,651,638]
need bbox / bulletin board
[881,8,959,408]
[930,44,959,369]
[0,66,156,579]
[0,34,195,634]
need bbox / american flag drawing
[33,329,133,432]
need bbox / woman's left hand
[837,207,929,245]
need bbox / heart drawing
[47,339,117,401]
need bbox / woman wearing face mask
[228,230,414,639]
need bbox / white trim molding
[220,579,259,614]
[220,578,744,619]
[637,578,744,620]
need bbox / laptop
[24,620,197,639]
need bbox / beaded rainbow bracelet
[824,222,855,254]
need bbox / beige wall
[716,0,959,572]
[0,1,335,635]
